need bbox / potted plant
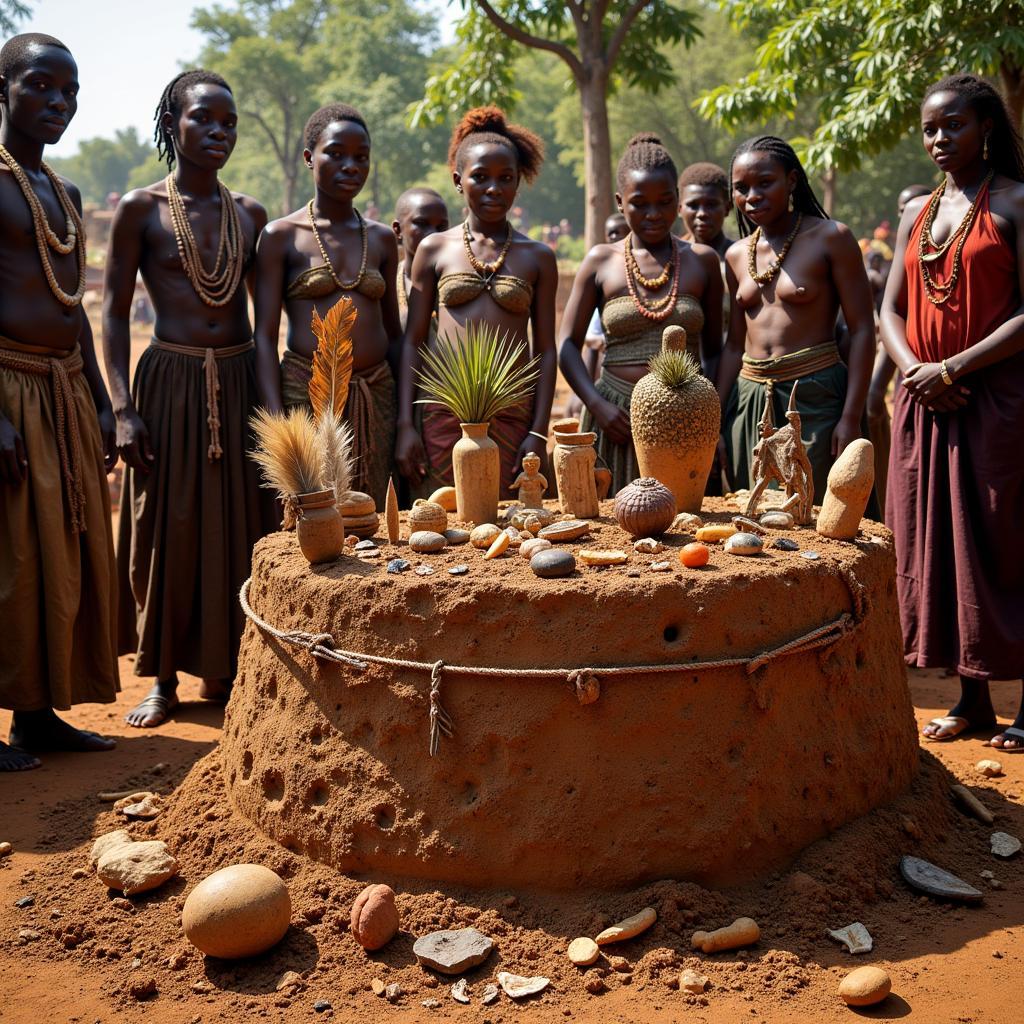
[416,323,539,525]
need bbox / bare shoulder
[57,176,84,213]
[521,234,557,271]
[812,216,859,254]
[367,218,398,249]
[686,239,721,274]
[724,236,746,271]
[416,230,449,261]
[991,174,1024,216]
[232,190,266,222]
[115,185,161,226]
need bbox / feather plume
[249,407,323,498]
[309,296,356,421]
[315,407,354,503]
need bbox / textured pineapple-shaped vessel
[630,325,720,513]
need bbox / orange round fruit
[679,542,710,568]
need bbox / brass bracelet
[939,359,954,386]
[528,430,548,443]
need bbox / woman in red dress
[881,74,1024,749]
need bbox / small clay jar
[614,478,677,538]
[407,498,447,536]
[295,490,346,563]
[553,431,599,519]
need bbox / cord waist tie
[150,337,254,461]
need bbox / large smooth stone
[96,839,178,896]
[991,832,1022,858]
[412,927,494,975]
[530,549,576,578]
[899,855,983,903]
[817,438,875,540]
[89,830,132,868]
[182,864,291,959]
[724,532,763,556]
[408,531,447,554]
[837,965,891,1006]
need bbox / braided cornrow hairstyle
[616,132,678,194]
[448,106,544,184]
[728,136,829,237]
[924,74,1024,182]
[154,69,232,171]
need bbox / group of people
[1,31,1021,772]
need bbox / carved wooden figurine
[510,451,548,510]
[744,384,814,525]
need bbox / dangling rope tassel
[203,347,223,461]
[428,659,454,757]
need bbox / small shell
[470,523,502,549]
[497,972,550,999]
[672,512,704,532]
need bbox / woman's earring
[788,192,794,212]
[984,134,990,161]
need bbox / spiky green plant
[647,349,702,389]
[415,322,540,424]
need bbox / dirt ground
[1,664,1021,1024]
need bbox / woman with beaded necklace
[254,103,402,509]
[0,33,119,770]
[718,136,874,500]
[559,134,723,495]
[881,75,1024,749]
[395,107,557,498]
[103,69,276,729]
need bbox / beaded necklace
[0,143,86,307]
[623,232,681,322]
[307,200,368,292]
[747,214,803,286]
[462,220,512,279]
[917,170,993,306]
[166,174,244,307]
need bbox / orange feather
[308,296,357,421]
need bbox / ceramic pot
[452,422,500,525]
[553,431,599,518]
[295,490,345,563]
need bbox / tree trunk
[579,72,614,251]
[1000,57,1024,132]
[283,168,296,217]
[821,164,836,218]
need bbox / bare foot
[0,740,42,772]
[125,679,179,728]
[9,709,116,753]
[199,678,232,702]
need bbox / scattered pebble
[128,977,157,1001]
[991,832,1021,858]
[448,564,469,576]
[633,537,664,554]
[679,968,708,994]
[976,759,1004,778]
[671,512,703,532]
[350,883,399,951]
[451,979,470,1004]
[579,548,627,566]
[313,999,332,1012]
[384,983,402,1003]
[497,972,550,999]
[71,868,87,879]
[731,515,766,535]
[607,955,632,973]
[520,537,552,560]
[531,549,576,579]
[355,548,380,559]
[979,870,1004,890]
[481,984,500,1005]
[772,537,800,551]
[567,937,600,966]
[353,539,377,550]
[371,978,385,996]
[415,565,435,576]
[15,895,34,908]
[827,922,873,954]
[386,558,411,574]
[114,792,163,820]
[837,965,891,1007]
[0,842,12,857]
[413,928,495,975]
[191,981,213,994]
[421,998,441,1008]
[759,511,794,529]
[111,897,135,913]
[444,529,470,545]
[724,532,763,556]
[584,971,606,994]
[538,519,591,542]
[274,971,303,993]
[484,532,510,559]
[18,928,40,943]
[409,531,447,554]
[800,550,820,560]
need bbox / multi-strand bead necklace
[307,200,368,292]
[623,233,680,322]
[166,174,244,307]
[0,143,86,307]
[747,214,803,286]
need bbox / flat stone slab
[899,855,983,903]
[991,832,1021,858]
[413,928,494,975]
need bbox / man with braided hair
[0,33,119,771]
[103,69,276,728]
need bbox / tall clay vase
[553,431,599,518]
[452,422,500,525]
[295,489,345,564]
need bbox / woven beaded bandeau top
[287,266,386,301]
[437,272,533,315]
[600,293,703,366]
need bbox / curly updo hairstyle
[448,106,544,184]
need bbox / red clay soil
[1,664,1022,1024]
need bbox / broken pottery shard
[448,564,469,576]
[595,906,657,945]
[386,558,410,574]
[450,979,470,1004]
[827,922,873,954]
[413,928,494,975]
[354,539,377,551]
[731,515,766,535]
[96,839,178,896]
[800,550,820,560]
[481,983,499,1005]
[950,784,995,824]
[991,832,1021,858]
[899,855,983,903]
[497,972,549,999]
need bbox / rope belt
[740,342,840,402]
[239,569,868,756]
[150,338,254,461]
[0,337,87,532]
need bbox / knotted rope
[239,568,868,756]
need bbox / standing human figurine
[744,385,814,524]
[395,107,557,499]
[881,74,1024,749]
[510,450,547,508]
[0,33,119,770]
[104,69,277,728]
[254,104,402,509]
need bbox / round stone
[444,529,470,545]
[408,531,447,554]
[182,864,291,959]
[759,511,795,530]
[724,532,764,556]
[350,883,399,951]
[531,549,576,578]
[837,966,891,1007]
[520,537,552,560]
[470,524,502,549]
[567,937,600,966]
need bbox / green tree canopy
[698,0,1024,175]
[0,1,29,35]
[48,128,163,205]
